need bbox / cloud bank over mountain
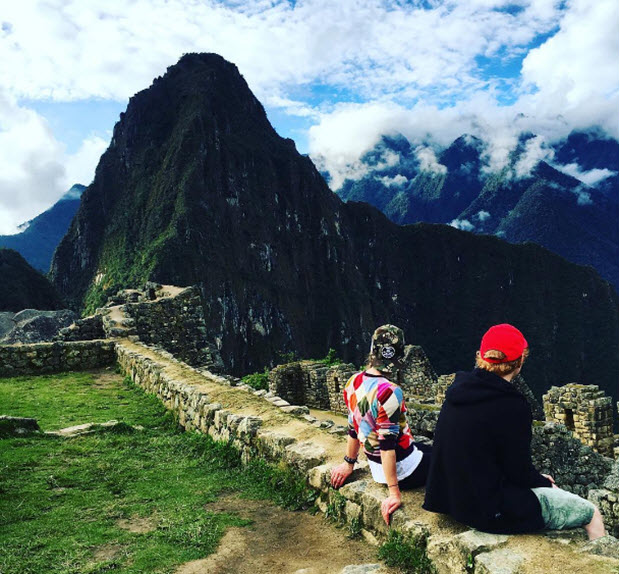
[0,0,617,232]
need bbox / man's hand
[331,462,354,489]
[381,493,402,525]
[542,474,559,489]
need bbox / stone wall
[269,361,358,413]
[397,345,438,399]
[406,402,441,439]
[0,340,116,377]
[531,422,617,537]
[122,285,220,369]
[301,362,332,410]
[326,364,357,416]
[269,362,305,405]
[115,343,329,475]
[55,314,105,341]
[434,374,455,404]
[543,384,615,456]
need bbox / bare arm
[331,435,360,489]
[380,449,402,525]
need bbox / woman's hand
[330,462,354,489]
[381,492,402,525]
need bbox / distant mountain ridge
[336,132,618,288]
[0,248,66,312]
[0,184,86,274]
[49,53,617,405]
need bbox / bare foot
[584,507,606,540]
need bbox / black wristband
[344,455,357,465]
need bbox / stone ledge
[113,340,619,574]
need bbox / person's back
[423,323,606,539]
[424,367,547,533]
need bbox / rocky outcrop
[48,53,618,407]
[1,309,77,344]
[0,415,40,437]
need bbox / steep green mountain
[0,248,66,311]
[338,134,486,224]
[49,53,618,404]
[0,185,86,273]
[459,160,617,286]
[336,133,618,288]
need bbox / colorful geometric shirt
[343,371,415,464]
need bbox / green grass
[0,369,165,430]
[0,369,316,574]
[377,530,436,574]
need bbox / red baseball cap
[479,324,528,363]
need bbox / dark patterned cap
[369,324,405,374]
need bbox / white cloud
[0,1,567,104]
[450,219,475,232]
[0,0,616,220]
[415,146,447,175]
[520,0,619,137]
[514,135,554,178]
[554,163,616,186]
[476,210,491,221]
[65,135,108,187]
[0,92,106,234]
[377,174,408,187]
[574,187,593,206]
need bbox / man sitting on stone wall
[423,324,606,540]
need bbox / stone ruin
[543,384,616,458]
[265,335,619,537]
[1,282,618,541]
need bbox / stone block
[474,548,524,574]
[361,489,389,536]
[256,429,296,460]
[307,464,332,491]
[237,416,263,443]
[226,413,244,434]
[284,441,327,472]
[280,405,310,415]
[271,399,290,408]
[427,530,509,574]
[579,535,619,558]
[213,409,230,430]
[339,564,385,574]
[339,478,371,505]
[345,500,362,523]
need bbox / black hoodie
[423,368,551,534]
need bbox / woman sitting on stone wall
[330,324,432,525]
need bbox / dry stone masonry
[544,384,615,457]
[396,345,438,400]
[1,283,618,572]
[0,340,116,377]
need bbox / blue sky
[0,0,617,233]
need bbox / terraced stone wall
[122,286,217,369]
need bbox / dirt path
[176,495,391,574]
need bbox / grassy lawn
[0,368,316,574]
